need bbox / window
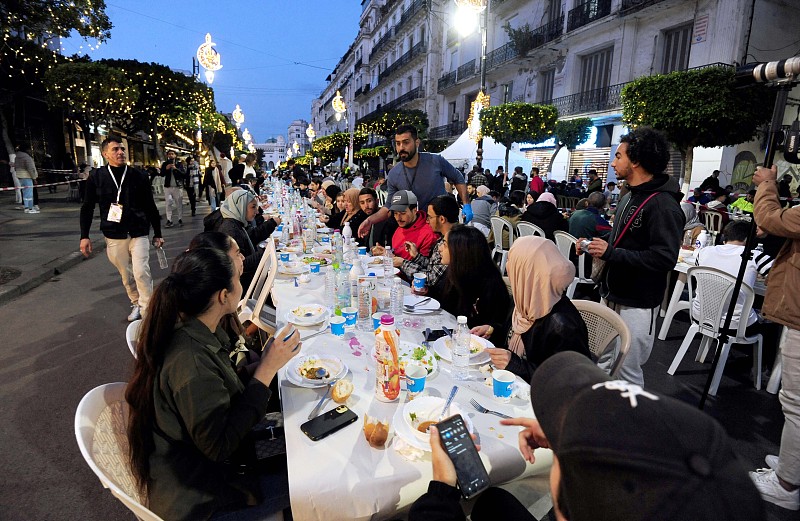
[579,47,613,92]
[539,69,555,102]
[662,23,691,73]
[548,0,562,23]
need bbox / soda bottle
[375,314,401,402]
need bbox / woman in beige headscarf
[338,187,368,242]
[479,236,591,381]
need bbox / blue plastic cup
[358,246,367,256]
[405,364,427,395]
[279,252,290,262]
[342,306,358,327]
[372,312,385,330]
[330,316,346,336]
[309,261,321,274]
[412,273,427,292]
[492,370,515,402]
[321,236,330,243]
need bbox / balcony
[396,0,427,33]
[549,82,624,117]
[356,86,424,125]
[369,27,396,60]
[354,83,371,99]
[530,15,564,48]
[485,42,519,71]
[567,0,611,32]
[429,121,467,139]
[437,59,479,93]
[377,41,427,84]
[620,0,668,15]
[438,70,457,91]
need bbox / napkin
[393,437,426,461]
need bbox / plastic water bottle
[343,221,353,243]
[390,278,404,317]
[156,246,168,269]
[324,268,336,311]
[350,258,364,307]
[335,268,351,315]
[453,315,471,380]
[383,246,394,282]
[374,314,401,402]
[695,230,708,250]
[357,279,372,331]
[332,230,343,270]
[682,229,694,248]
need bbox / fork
[470,398,512,419]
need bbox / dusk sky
[64,1,363,142]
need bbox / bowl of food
[312,245,333,256]
[279,261,309,275]
[293,355,345,384]
[302,255,330,266]
[403,396,471,443]
[290,304,327,322]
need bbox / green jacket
[149,318,271,520]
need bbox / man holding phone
[410,352,764,520]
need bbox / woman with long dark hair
[126,247,300,520]
[432,224,511,346]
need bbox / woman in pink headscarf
[478,236,591,381]
[519,191,568,242]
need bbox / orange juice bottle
[375,314,401,402]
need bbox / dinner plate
[402,295,441,315]
[432,335,492,365]
[317,227,331,234]
[362,256,384,268]
[289,304,327,322]
[284,309,329,326]
[312,245,334,256]
[392,398,473,450]
[363,266,401,278]
[278,262,310,275]
[301,255,331,266]
[285,355,348,387]
[371,340,439,378]
[281,245,304,254]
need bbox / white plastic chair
[702,210,724,234]
[126,320,141,358]
[667,266,763,396]
[573,300,631,377]
[553,231,594,298]
[490,216,514,274]
[75,383,165,521]
[238,239,279,333]
[516,222,545,238]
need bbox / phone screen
[437,414,490,498]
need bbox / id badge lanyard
[107,165,127,223]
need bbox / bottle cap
[457,315,468,324]
[380,314,395,325]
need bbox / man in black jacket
[80,136,163,322]
[161,149,184,227]
[579,127,684,386]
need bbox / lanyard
[401,156,420,188]
[107,165,127,204]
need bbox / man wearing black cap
[409,351,765,521]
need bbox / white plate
[285,355,347,387]
[281,245,304,254]
[278,262,310,275]
[393,397,474,450]
[289,304,327,322]
[432,335,492,365]
[312,245,334,256]
[284,309,329,326]
[317,227,331,234]
[371,340,439,378]
[403,295,441,315]
[362,256,384,268]
[363,266,401,277]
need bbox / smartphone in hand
[437,414,490,498]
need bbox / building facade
[254,135,287,169]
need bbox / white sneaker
[28,208,40,214]
[127,305,142,322]
[766,454,779,471]
[34,205,40,211]
[749,468,800,510]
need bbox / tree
[622,66,774,192]
[1,1,111,41]
[356,109,429,146]
[312,131,368,165]
[44,62,138,145]
[547,118,593,175]
[480,102,558,173]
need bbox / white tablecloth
[270,269,552,521]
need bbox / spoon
[437,386,459,422]
[403,297,432,311]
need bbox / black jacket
[160,159,184,187]
[216,217,277,290]
[520,202,568,241]
[80,165,162,240]
[600,173,684,308]
[504,297,591,382]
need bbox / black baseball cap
[389,190,418,212]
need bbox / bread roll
[332,379,353,404]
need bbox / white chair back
[516,222,545,238]
[238,240,278,329]
[702,210,724,233]
[572,300,631,377]
[553,230,576,260]
[553,231,592,298]
[490,216,513,274]
[75,383,165,521]
[125,320,141,358]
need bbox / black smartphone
[425,329,448,343]
[301,405,358,441]
[437,414,491,499]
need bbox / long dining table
[269,265,552,521]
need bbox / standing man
[509,166,527,193]
[80,136,163,322]
[185,155,200,217]
[698,169,722,193]
[749,164,800,511]
[161,150,184,227]
[358,125,470,238]
[528,166,544,195]
[585,169,603,194]
[579,127,684,386]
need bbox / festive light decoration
[468,90,491,142]
[242,127,252,143]
[454,0,487,10]
[286,148,293,159]
[332,90,346,122]
[196,33,222,84]
[232,104,245,129]
[306,123,316,142]
[293,140,300,153]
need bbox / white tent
[439,130,530,172]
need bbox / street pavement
[0,186,795,520]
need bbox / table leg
[658,273,688,341]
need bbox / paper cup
[279,252,290,262]
[342,306,358,327]
[412,273,427,292]
[405,365,427,395]
[330,316,346,336]
[372,312,385,330]
[309,261,321,274]
[492,370,515,402]
[358,246,367,256]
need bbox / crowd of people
[71,123,800,519]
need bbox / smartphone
[301,405,358,441]
[425,329,448,343]
[437,414,491,499]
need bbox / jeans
[778,327,800,486]
[105,236,153,313]
[165,186,183,222]
[20,178,33,209]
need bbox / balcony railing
[369,27,396,60]
[378,41,427,83]
[429,121,467,139]
[620,0,667,14]
[382,86,423,112]
[397,0,426,33]
[354,83,371,99]
[438,70,457,91]
[485,42,519,70]
[530,15,564,47]
[437,59,479,93]
[549,83,625,117]
[567,0,611,32]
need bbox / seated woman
[478,236,591,382]
[339,187,368,243]
[215,189,278,290]
[431,224,510,346]
[126,247,300,521]
[325,188,346,230]
[520,192,568,241]
[681,201,706,246]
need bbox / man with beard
[359,187,396,250]
[358,125,470,239]
[372,190,437,262]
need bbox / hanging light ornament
[453,0,485,36]
[332,90,347,122]
[232,104,245,129]
[293,141,300,153]
[306,123,316,143]
[196,33,222,84]
[468,90,491,143]
[242,127,252,143]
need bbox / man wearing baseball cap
[410,351,765,520]
[373,190,437,262]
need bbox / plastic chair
[553,231,593,298]
[75,383,165,521]
[572,300,631,377]
[516,222,545,238]
[238,239,278,330]
[702,210,724,233]
[490,216,514,274]
[126,320,141,358]
[667,266,763,396]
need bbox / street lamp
[196,33,222,84]
[232,104,245,129]
[242,127,252,144]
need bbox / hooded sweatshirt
[520,201,568,241]
[599,174,684,308]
